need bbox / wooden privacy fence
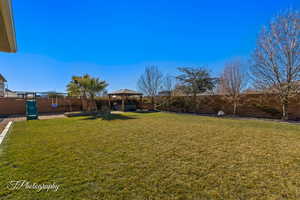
[1,94,300,120]
[155,93,300,120]
[0,98,82,116]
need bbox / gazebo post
[108,94,111,109]
[139,95,143,110]
[121,95,125,112]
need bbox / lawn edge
[161,111,300,125]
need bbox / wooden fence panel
[0,98,82,116]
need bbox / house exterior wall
[0,82,5,97]
[5,90,18,98]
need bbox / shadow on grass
[82,113,137,121]
[133,110,160,114]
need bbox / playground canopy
[0,0,17,53]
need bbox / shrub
[252,103,281,117]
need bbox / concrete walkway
[0,121,13,145]
[0,114,66,133]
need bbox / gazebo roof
[108,89,142,96]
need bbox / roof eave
[0,0,17,53]
[0,74,7,82]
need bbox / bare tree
[219,59,248,115]
[137,66,163,105]
[250,9,300,120]
[159,74,176,111]
[161,74,175,96]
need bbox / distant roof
[109,89,143,96]
[0,74,7,82]
[243,88,261,94]
[0,0,17,53]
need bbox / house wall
[4,91,18,98]
[0,83,4,97]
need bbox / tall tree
[219,59,248,115]
[250,9,300,120]
[137,66,163,105]
[176,67,217,97]
[176,67,218,112]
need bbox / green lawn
[0,112,300,200]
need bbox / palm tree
[86,77,108,111]
[66,74,108,111]
[66,76,81,97]
[67,75,88,111]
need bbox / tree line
[65,9,299,120]
[137,9,300,120]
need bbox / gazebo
[108,89,143,111]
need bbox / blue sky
[0,0,299,92]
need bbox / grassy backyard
[0,112,300,199]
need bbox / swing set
[39,92,63,109]
[51,95,58,108]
